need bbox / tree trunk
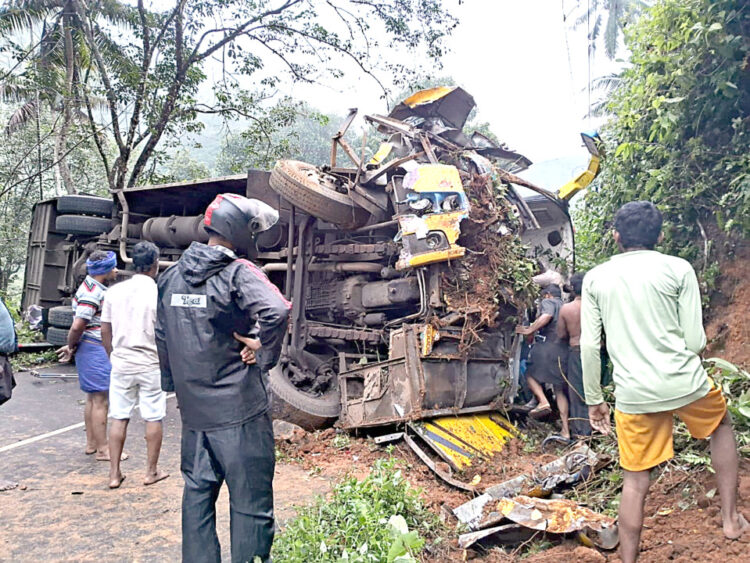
[53,139,62,194]
[57,9,77,194]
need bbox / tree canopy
[574,0,749,295]
[1,0,458,192]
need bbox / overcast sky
[272,1,625,166]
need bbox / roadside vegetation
[272,457,443,562]
[574,0,749,297]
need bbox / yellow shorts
[614,385,727,472]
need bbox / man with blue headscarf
[58,250,121,461]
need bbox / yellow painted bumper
[417,414,518,470]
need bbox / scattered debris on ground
[273,402,750,562]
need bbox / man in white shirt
[101,242,168,489]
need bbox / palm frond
[604,0,623,59]
[92,0,140,29]
[572,0,601,27]
[0,5,57,35]
[589,14,602,55]
[591,72,622,93]
[589,97,610,117]
[0,74,35,101]
[91,26,138,78]
[6,99,38,135]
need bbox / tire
[46,326,69,347]
[56,195,113,217]
[267,364,340,430]
[48,306,75,329]
[269,160,370,229]
[55,215,113,237]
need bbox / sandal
[541,435,574,450]
[529,404,552,419]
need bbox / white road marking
[0,393,176,454]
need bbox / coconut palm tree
[570,0,651,60]
[0,0,133,193]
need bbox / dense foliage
[574,0,749,290]
[272,458,440,562]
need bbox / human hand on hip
[233,332,261,365]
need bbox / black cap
[543,284,562,298]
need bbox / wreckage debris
[452,444,604,530]
[451,444,618,551]
[494,495,618,549]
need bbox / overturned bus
[22,87,602,431]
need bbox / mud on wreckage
[23,87,600,442]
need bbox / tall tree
[569,0,650,60]
[0,103,108,293]
[0,0,133,193]
[70,0,457,192]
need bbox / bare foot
[108,473,126,489]
[85,446,96,455]
[144,470,170,486]
[724,512,750,540]
[95,450,129,462]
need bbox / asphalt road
[0,365,331,562]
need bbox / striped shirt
[73,275,107,341]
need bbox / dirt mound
[705,240,750,368]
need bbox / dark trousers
[181,412,275,563]
[0,355,15,406]
[566,346,592,438]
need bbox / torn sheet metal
[453,445,602,530]
[469,132,533,173]
[389,86,476,130]
[411,414,517,471]
[557,131,605,200]
[402,431,477,493]
[496,495,618,549]
[458,523,531,549]
[557,155,601,201]
[369,142,394,166]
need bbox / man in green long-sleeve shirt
[580,201,747,562]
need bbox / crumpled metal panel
[388,86,476,130]
[414,414,517,470]
[496,495,615,534]
[452,445,602,530]
[495,495,619,549]
[395,164,470,270]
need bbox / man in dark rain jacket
[155,193,291,563]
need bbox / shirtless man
[557,272,591,438]
[516,285,569,437]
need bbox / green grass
[272,457,442,562]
